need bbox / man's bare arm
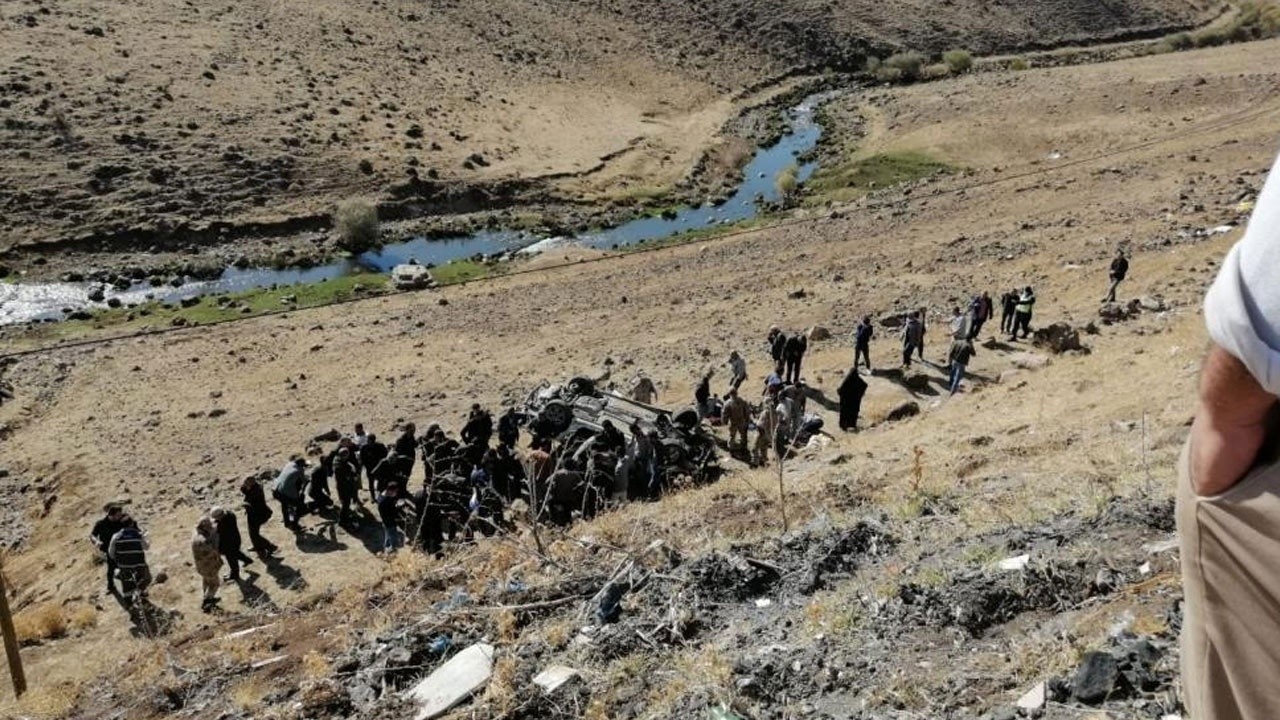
[1190,344,1277,496]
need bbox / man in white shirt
[1180,149,1280,720]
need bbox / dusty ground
[2,36,1279,720]
[0,0,1210,277]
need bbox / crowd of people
[87,255,1135,617]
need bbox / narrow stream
[0,95,825,326]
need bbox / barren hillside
[0,36,1277,720]
[0,0,1210,260]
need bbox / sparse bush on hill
[884,51,927,81]
[874,65,904,84]
[942,49,973,73]
[1165,31,1194,50]
[1192,0,1280,47]
[1009,57,1031,71]
[775,163,799,200]
[864,56,882,73]
[334,199,379,252]
[921,63,952,80]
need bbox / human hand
[1189,344,1277,496]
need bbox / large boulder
[392,263,434,290]
[1031,322,1085,354]
[1098,301,1138,324]
[807,325,832,341]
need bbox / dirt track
[2,34,1279,720]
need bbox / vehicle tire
[539,399,573,435]
[566,376,597,397]
[672,408,700,429]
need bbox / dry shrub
[496,608,519,643]
[383,549,430,586]
[484,656,519,715]
[14,603,68,643]
[334,199,379,252]
[66,603,98,631]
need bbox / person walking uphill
[273,457,307,531]
[1104,249,1129,303]
[211,507,253,582]
[1178,150,1280,720]
[192,517,223,612]
[240,475,275,554]
[91,503,127,594]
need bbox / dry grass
[230,675,270,712]
[301,650,332,680]
[484,656,519,715]
[13,603,69,643]
[15,682,80,719]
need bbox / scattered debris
[402,643,495,720]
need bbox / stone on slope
[1072,650,1119,704]
[1016,681,1046,710]
[533,665,579,694]
[403,643,495,720]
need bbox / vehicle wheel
[539,400,573,434]
[672,408,699,430]
[567,376,597,397]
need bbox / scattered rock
[313,429,342,443]
[1072,651,1119,704]
[532,665,579,695]
[806,326,832,341]
[787,289,807,299]
[1016,681,1046,710]
[1009,352,1050,370]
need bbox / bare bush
[334,199,379,252]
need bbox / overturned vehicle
[524,376,722,489]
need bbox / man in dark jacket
[359,434,389,500]
[210,507,254,581]
[853,316,874,372]
[371,451,405,496]
[377,483,403,554]
[1105,249,1129,303]
[90,503,127,593]
[394,424,418,481]
[948,337,977,395]
[332,447,360,525]
[968,292,994,340]
[497,408,521,448]
[461,405,494,448]
[768,326,787,374]
[240,475,274,554]
[784,333,807,384]
[107,517,150,604]
[308,459,334,513]
[1000,289,1019,335]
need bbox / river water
[0,95,824,326]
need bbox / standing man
[754,388,780,466]
[394,423,418,481]
[353,423,370,448]
[784,332,807,384]
[90,503,127,594]
[333,447,360,525]
[210,507,253,582]
[947,337,976,395]
[1178,151,1280,720]
[273,457,307,531]
[721,388,751,452]
[192,517,223,612]
[1104,249,1129,303]
[377,483,403,555]
[694,370,714,419]
[916,307,928,361]
[968,293,993,340]
[1010,286,1036,340]
[853,316,874,372]
[768,326,787,375]
[359,433,389,500]
[631,374,659,404]
[1000,289,1019,335]
[497,407,521,448]
[107,517,150,605]
[727,351,748,392]
[901,312,924,367]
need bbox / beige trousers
[1178,442,1280,720]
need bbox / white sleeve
[1205,151,1280,396]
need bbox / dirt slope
[2,35,1278,720]
[0,0,1209,259]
